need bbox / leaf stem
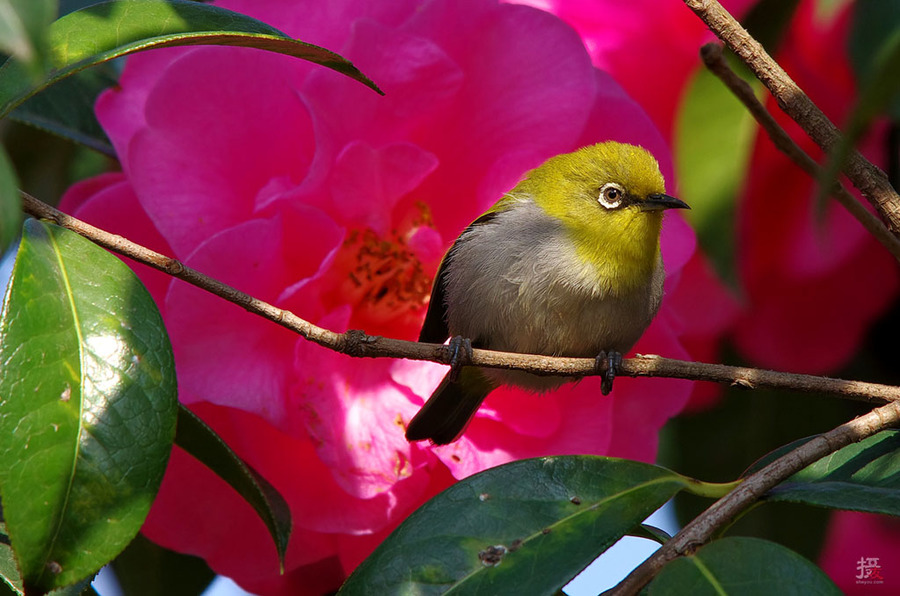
[682,478,743,500]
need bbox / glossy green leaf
[674,60,757,288]
[647,536,840,595]
[175,404,292,569]
[339,456,692,595]
[10,66,116,156]
[0,0,381,119]
[748,430,900,515]
[0,0,56,78]
[660,386,868,564]
[0,524,23,595]
[631,524,673,545]
[0,522,94,596]
[0,146,20,257]
[0,219,177,594]
[0,523,95,596]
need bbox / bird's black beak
[640,193,690,211]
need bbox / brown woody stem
[20,191,900,406]
[700,43,900,262]
[608,399,900,594]
[684,0,900,234]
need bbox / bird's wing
[418,254,451,343]
[417,211,500,344]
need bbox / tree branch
[20,191,900,406]
[608,398,900,595]
[700,43,900,263]
[683,0,900,234]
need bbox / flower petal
[126,47,317,256]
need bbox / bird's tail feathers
[405,367,495,445]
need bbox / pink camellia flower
[819,511,900,594]
[507,0,756,142]
[733,0,900,374]
[59,0,728,591]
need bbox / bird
[405,141,688,445]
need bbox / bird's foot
[595,350,623,395]
[446,336,474,382]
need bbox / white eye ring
[598,183,625,209]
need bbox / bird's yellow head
[517,141,688,292]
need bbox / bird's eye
[598,183,625,209]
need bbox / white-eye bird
[405,141,688,445]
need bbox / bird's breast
[444,201,665,362]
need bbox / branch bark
[608,398,900,595]
[700,43,900,262]
[20,191,900,406]
[684,0,900,234]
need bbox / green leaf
[1,525,92,595]
[339,456,692,596]
[630,524,673,545]
[748,430,900,515]
[174,404,292,570]
[674,60,757,288]
[1,523,24,595]
[0,0,56,78]
[0,219,177,594]
[0,0,381,120]
[659,386,867,564]
[0,145,20,257]
[647,536,840,595]
[10,66,115,156]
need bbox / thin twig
[624,355,900,405]
[20,191,900,405]
[701,43,900,263]
[684,0,900,234]
[608,398,900,595]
